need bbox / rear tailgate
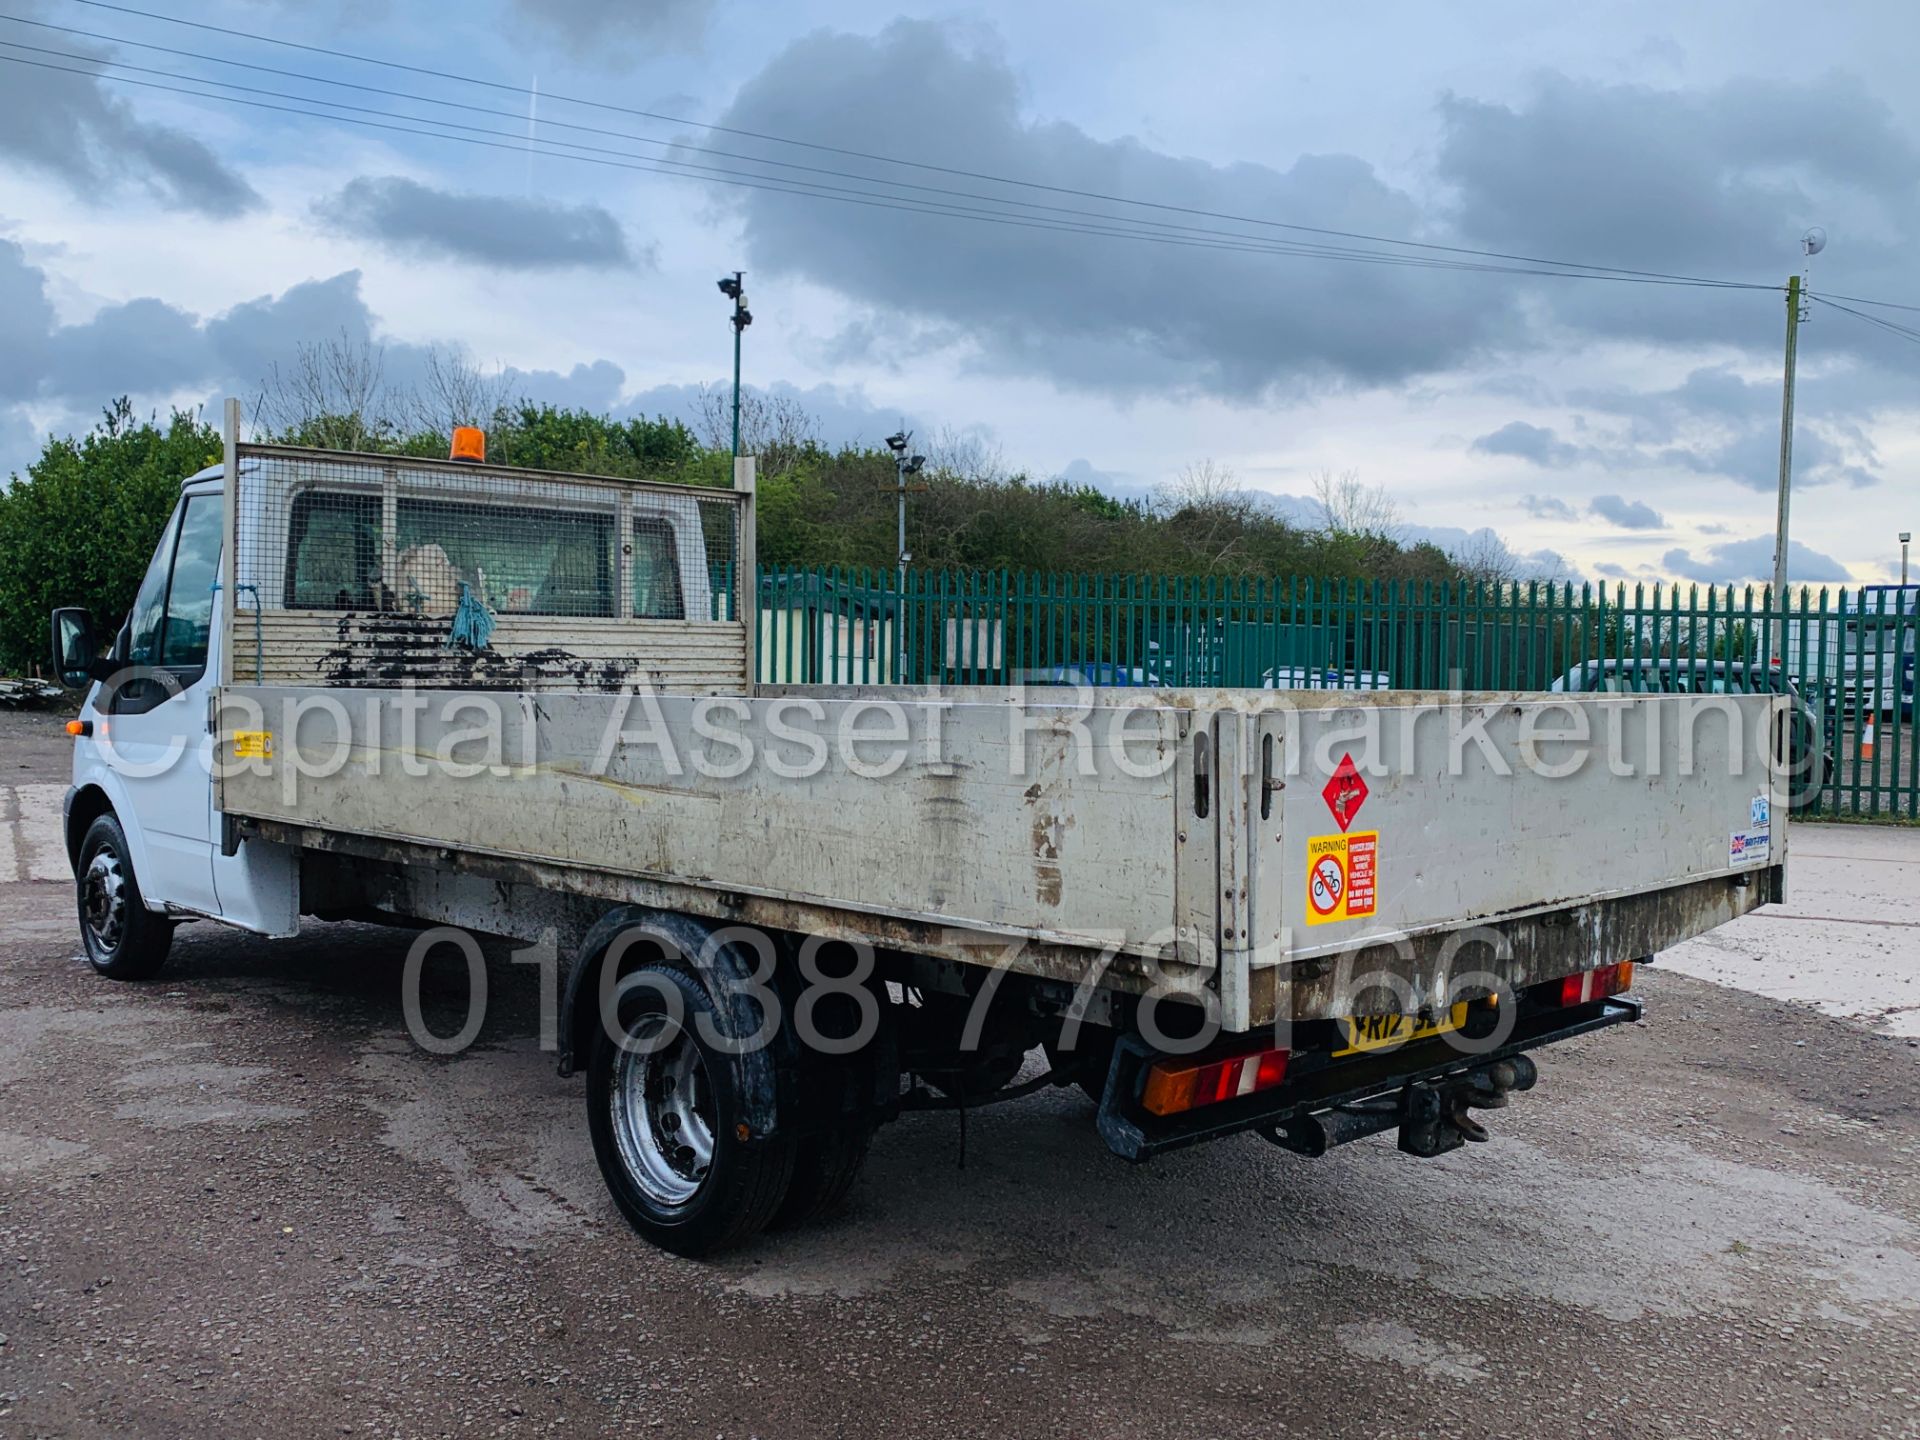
[1222,691,1785,1029]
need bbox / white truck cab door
[89,488,224,917]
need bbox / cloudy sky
[2,0,1916,587]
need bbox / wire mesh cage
[229,446,747,692]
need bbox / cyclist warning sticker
[232,730,272,760]
[1306,831,1378,925]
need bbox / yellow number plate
[1336,1002,1469,1056]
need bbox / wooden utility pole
[1772,273,1803,661]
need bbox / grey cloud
[0,239,214,404]
[1439,73,1920,358]
[508,360,630,414]
[46,298,206,400]
[1472,422,1583,467]
[0,263,654,473]
[0,12,259,216]
[702,21,1517,401]
[1594,562,1634,579]
[0,241,55,401]
[204,273,376,394]
[0,405,34,483]
[1474,364,1881,491]
[1519,493,1578,521]
[1589,493,1665,530]
[506,0,711,60]
[320,177,638,271]
[1662,534,1851,585]
[705,41,1920,408]
[1661,421,1876,491]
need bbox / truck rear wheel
[76,814,173,981]
[586,962,795,1257]
[770,1125,871,1230]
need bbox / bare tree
[692,384,819,474]
[255,331,408,450]
[1449,530,1522,587]
[1311,468,1401,541]
[411,345,515,436]
[1152,459,1261,567]
[1154,458,1255,521]
[923,426,1007,485]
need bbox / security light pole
[717,272,751,457]
[1903,531,1912,586]
[884,430,927,587]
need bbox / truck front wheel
[586,963,796,1257]
[76,813,173,981]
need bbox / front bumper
[1095,995,1641,1162]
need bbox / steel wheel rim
[82,849,127,954]
[610,1013,715,1209]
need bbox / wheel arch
[64,779,158,897]
[559,905,784,1139]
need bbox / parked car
[1261,665,1392,692]
[1013,662,1159,687]
[1549,658,1828,808]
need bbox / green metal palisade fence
[721,566,1919,818]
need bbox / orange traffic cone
[1861,716,1877,762]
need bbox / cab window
[125,505,184,665]
[633,516,684,619]
[160,495,224,669]
[286,491,380,609]
[394,498,614,617]
[110,492,224,713]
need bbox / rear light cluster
[1140,1046,1289,1117]
[1561,961,1634,1007]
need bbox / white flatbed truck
[48,407,1789,1255]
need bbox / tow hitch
[1266,1054,1539,1158]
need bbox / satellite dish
[1802,226,1828,256]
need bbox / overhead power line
[0,11,1785,283]
[1810,295,1920,347]
[0,23,1676,268]
[1818,291,1920,317]
[45,0,1786,291]
[18,4,1920,317]
[0,46,1792,289]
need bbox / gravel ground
[3,716,1919,1438]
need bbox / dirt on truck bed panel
[2,763,1919,1435]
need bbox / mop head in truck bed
[445,582,496,651]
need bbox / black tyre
[769,1125,871,1231]
[586,962,795,1258]
[76,813,173,981]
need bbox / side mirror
[50,608,111,690]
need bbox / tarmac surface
[2,708,1918,1438]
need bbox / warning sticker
[232,730,273,760]
[1729,791,1771,866]
[1305,830,1378,925]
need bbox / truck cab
[50,447,722,976]
[53,465,296,978]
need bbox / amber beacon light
[449,426,486,463]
